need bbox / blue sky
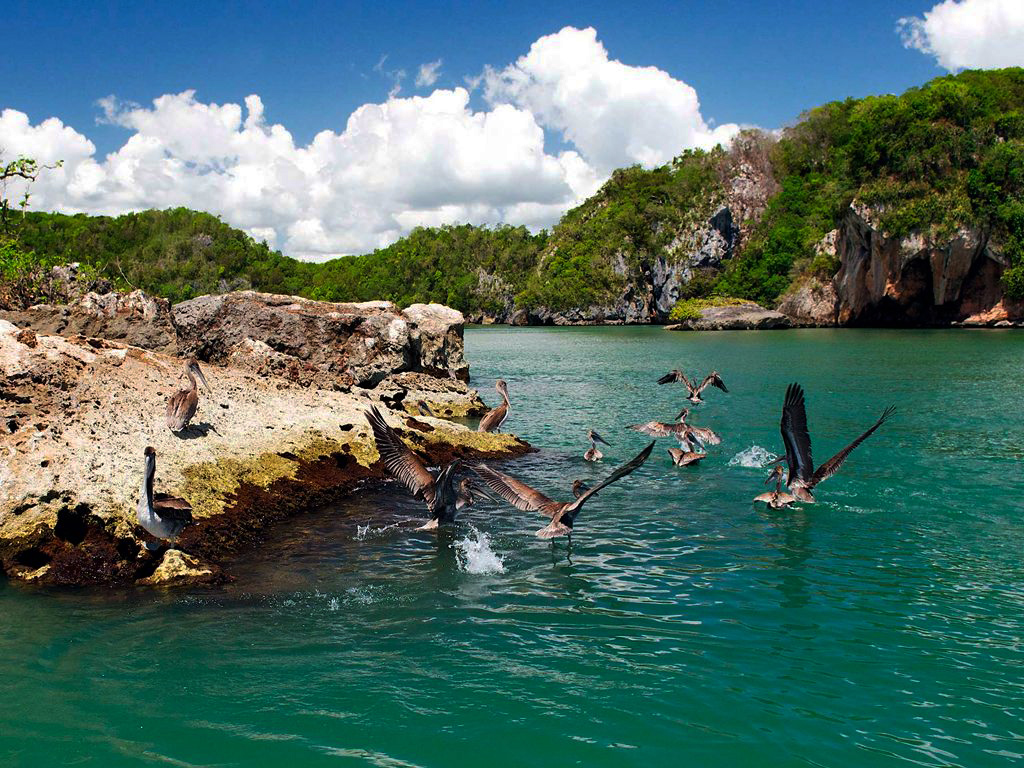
[2,0,1021,259]
[7,0,945,155]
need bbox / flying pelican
[472,442,654,539]
[753,464,797,508]
[657,370,729,403]
[584,429,610,461]
[136,446,194,550]
[166,358,212,432]
[477,379,510,432]
[779,383,895,503]
[365,405,475,529]
[629,408,721,448]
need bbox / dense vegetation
[4,68,1024,313]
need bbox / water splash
[728,445,778,468]
[354,522,399,541]
[455,526,505,574]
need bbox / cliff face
[780,203,1024,327]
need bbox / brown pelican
[753,464,797,508]
[657,370,728,403]
[166,358,212,432]
[584,429,610,462]
[571,480,590,497]
[477,379,510,432]
[667,436,707,467]
[136,446,194,549]
[472,442,654,539]
[779,383,895,503]
[629,408,721,448]
[366,405,474,529]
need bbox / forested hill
[7,67,1024,323]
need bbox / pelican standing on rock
[584,430,610,461]
[629,408,721,448]
[472,442,654,539]
[778,383,895,503]
[137,446,194,549]
[166,358,212,432]
[366,405,475,529]
[657,370,729,404]
[478,379,510,432]
[753,464,797,508]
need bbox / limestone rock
[665,303,791,331]
[137,549,222,587]
[777,278,839,327]
[1,289,178,354]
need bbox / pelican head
[571,479,590,498]
[187,358,213,394]
[495,379,509,398]
[588,429,610,446]
[675,407,690,422]
[458,477,477,506]
[765,464,785,484]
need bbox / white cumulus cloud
[0,27,734,260]
[415,59,443,88]
[898,0,1024,71]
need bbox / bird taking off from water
[657,370,729,404]
[584,429,610,462]
[629,408,721,448]
[478,379,511,432]
[166,358,212,432]
[136,446,194,550]
[472,441,654,539]
[667,433,707,466]
[779,383,895,503]
[366,405,475,530]
[753,464,797,509]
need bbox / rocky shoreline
[0,292,529,588]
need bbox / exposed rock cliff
[0,321,527,587]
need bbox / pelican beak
[194,366,213,394]
[593,431,611,446]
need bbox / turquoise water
[2,327,1023,767]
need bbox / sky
[2,0,1023,260]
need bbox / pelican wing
[697,371,728,395]
[780,383,814,485]
[477,403,507,433]
[165,388,198,431]
[366,405,436,507]
[471,464,554,513]
[153,494,194,524]
[431,460,462,516]
[685,425,721,446]
[656,369,685,385]
[810,406,895,488]
[564,441,655,520]
[628,421,676,437]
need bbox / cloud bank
[0,26,738,260]
[899,0,1024,71]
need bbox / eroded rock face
[831,204,1024,326]
[0,321,527,586]
[0,290,178,354]
[665,303,790,331]
[777,278,839,327]
[173,292,470,388]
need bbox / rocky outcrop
[0,321,527,586]
[665,302,790,331]
[829,203,1024,326]
[172,291,470,388]
[777,278,839,327]
[0,290,178,354]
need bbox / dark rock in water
[0,289,179,354]
[666,303,790,331]
[173,291,470,388]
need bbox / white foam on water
[728,445,778,468]
[354,522,399,541]
[455,526,505,574]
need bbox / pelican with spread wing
[366,405,476,529]
[473,442,654,539]
[657,370,728,404]
[753,464,797,509]
[629,408,721,448]
[778,383,895,503]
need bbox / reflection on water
[1,327,1023,768]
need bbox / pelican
[668,433,707,466]
[657,370,728,403]
[753,464,797,508]
[366,405,475,529]
[629,408,721,448]
[166,358,212,432]
[472,442,654,539]
[572,480,590,497]
[584,430,610,462]
[477,379,510,432]
[136,446,194,549]
[779,383,895,503]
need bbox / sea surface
[1,327,1022,767]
